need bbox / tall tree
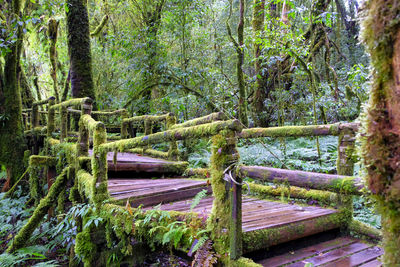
[0,0,26,190]
[252,0,266,127]
[227,0,248,126]
[360,1,400,265]
[66,0,96,101]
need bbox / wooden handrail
[239,165,363,195]
[238,122,359,139]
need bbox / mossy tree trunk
[66,0,96,102]
[251,0,267,127]
[0,0,27,191]
[360,1,400,265]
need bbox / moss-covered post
[32,104,39,128]
[166,113,179,160]
[336,126,356,230]
[47,97,56,137]
[78,98,92,157]
[360,1,400,264]
[209,129,242,262]
[92,122,108,205]
[143,119,152,152]
[60,106,68,142]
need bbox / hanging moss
[7,167,69,253]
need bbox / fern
[190,189,208,211]
[192,239,218,267]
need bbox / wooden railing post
[336,125,356,229]
[209,129,242,260]
[32,104,39,128]
[166,113,179,160]
[47,97,56,137]
[92,122,108,205]
[78,98,92,157]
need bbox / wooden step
[257,237,382,267]
[89,150,187,174]
[122,178,342,252]
[109,178,210,207]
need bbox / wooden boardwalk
[103,151,382,266]
[258,237,383,267]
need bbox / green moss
[29,165,42,206]
[248,182,338,205]
[75,230,96,267]
[230,257,263,267]
[348,219,382,241]
[7,167,69,252]
[243,213,341,252]
[29,155,57,167]
[170,112,226,129]
[101,120,242,153]
[208,130,241,259]
[238,124,341,139]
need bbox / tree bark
[0,0,26,191]
[66,0,95,102]
[360,1,400,264]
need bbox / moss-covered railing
[235,122,379,243]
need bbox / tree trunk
[360,1,400,264]
[0,0,26,191]
[252,0,267,127]
[66,0,95,102]
[237,0,248,127]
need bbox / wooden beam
[239,165,363,194]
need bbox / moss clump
[231,257,262,267]
[75,230,97,267]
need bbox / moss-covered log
[239,165,363,194]
[360,1,400,264]
[169,112,226,129]
[49,97,92,111]
[248,182,338,205]
[348,219,382,242]
[127,148,169,159]
[242,212,341,253]
[122,113,172,124]
[92,109,127,117]
[102,120,242,152]
[238,123,359,139]
[29,155,57,167]
[7,167,69,252]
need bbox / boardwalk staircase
[12,97,383,266]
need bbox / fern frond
[190,189,208,211]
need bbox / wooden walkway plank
[286,242,372,266]
[324,246,383,267]
[358,259,382,267]
[257,237,357,267]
